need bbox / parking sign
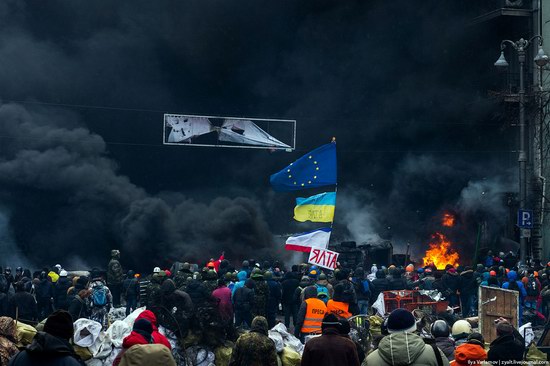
[517,210,533,229]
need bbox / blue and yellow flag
[294,192,336,222]
[270,142,336,191]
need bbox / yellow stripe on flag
[294,204,335,223]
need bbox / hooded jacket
[281,272,299,305]
[365,332,450,366]
[435,337,455,361]
[372,270,391,298]
[8,332,84,366]
[135,310,171,349]
[441,270,460,293]
[118,344,176,366]
[228,317,277,366]
[501,271,527,299]
[231,271,248,298]
[450,343,486,366]
[301,326,360,366]
[212,285,233,321]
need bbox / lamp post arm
[501,40,518,51]
[530,35,544,47]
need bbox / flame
[423,232,459,269]
[442,213,455,227]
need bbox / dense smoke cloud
[0,103,274,270]
[0,1,518,268]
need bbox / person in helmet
[107,249,124,307]
[431,319,455,361]
[451,320,472,347]
[53,270,71,311]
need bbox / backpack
[91,283,107,307]
[526,277,539,297]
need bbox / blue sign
[517,209,533,229]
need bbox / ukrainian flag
[294,192,336,223]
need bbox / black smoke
[0,1,518,268]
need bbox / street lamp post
[495,36,549,264]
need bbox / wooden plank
[479,286,519,343]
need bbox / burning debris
[442,213,455,227]
[422,232,460,269]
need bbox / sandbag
[88,332,112,359]
[368,315,384,335]
[270,323,304,355]
[525,342,547,361]
[15,321,37,347]
[214,345,233,366]
[73,318,102,347]
[106,320,131,348]
[269,330,285,353]
[108,307,127,325]
[184,346,215,366]
[73,344,93,361]
[280,346,301,366]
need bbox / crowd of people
[0,249,546,365]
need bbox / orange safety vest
[326,299,352,319]
[301,298,327,333]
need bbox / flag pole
[330,136,337,232]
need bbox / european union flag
[270,142,336,191]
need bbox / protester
[300,313,360,366]
[121,271,140,316]
[134,310,171,349]
[9,310,83,366]
[233,279,254,328]
[281,267,300,330]
[118,344,176,366]
[264,271,281,328]
[365,308,450,366]
[113,318,154,366]
[107,250,124,308]
[487,320,525,363]
[450,333,487,366]
[228,316,277,366]
[431,319,455,361]
[9,281,37,324]
[53,271,71,311]
[295,286,327,341]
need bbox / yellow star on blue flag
[270,142,336,191]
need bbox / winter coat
[107,258,124,286]
[231,271,248,298]
[266,279,281,314]
[281,272,299,305]
[113,330,151,366]
[228,317,277,366]
[67,294,90,321]
[0,293,11,317]
[233,284,254,313]
[365,332,450,366]
[53,278,71,310]
[251,279,268,318]
[35,279,53,301]
[301,327,359,366]
[295,286,319,337]
[388,276,409,291]
[185,280,212,309]
[135,310,171,350]
[212,286,233,322]
[0,317,18,366]
[121,278,139,299]
[158,280,193,334]
[9,291,37,323]
[450,343,486,366]
[441,271,460,293]
[501,271,527,300]
[487,332,525,362]
[8,332,84,366]
[458,270,477,296]
[435,337,455,361]
[371,271,391,299]
[118,344,175,366]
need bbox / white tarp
[219,119,290,148]
[166,116,213,142]
[73,319,103,348]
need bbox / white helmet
[153,267,161,273]
[60,270,68,277]
[452,320,472,340]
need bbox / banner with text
[308,247,339,270]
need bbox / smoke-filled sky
[0,1,523,270]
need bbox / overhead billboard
[163,114,296,151]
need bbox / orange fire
[442,213,455,227]
[423,232,460,269]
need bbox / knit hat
[496,322,514,337]
[44,310,74,339]
[386,308,417,333]
[133,318,153,343]
[467,332,485,346]
[321,313,341,332]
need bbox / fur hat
[387,308,417,333]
